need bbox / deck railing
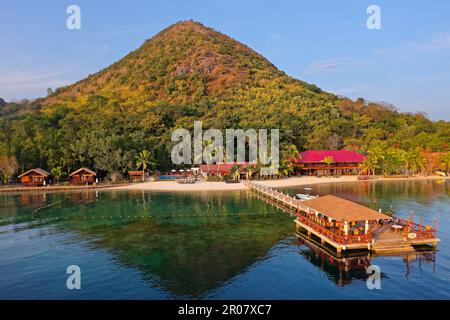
[296,214,371,245]
[396,217,437,239]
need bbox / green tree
[136,150,152,181]
[379,148,403,176]
[51,166,63,184]
[246,165,255,180]
[230,164,241,181]
[0,156,19,185]
[359,156,379,176]
[277,159,293,178]
[441,153,450,176]
[320,156,334,176]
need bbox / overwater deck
[245,181,439,255]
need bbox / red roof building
[290,150,365,176]
[199,162,255,176]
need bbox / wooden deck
[245,181,439,256]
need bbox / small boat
[296,193,318,200]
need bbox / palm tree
[230,164,241,181]
[410,151,425,176]
[400,151,411,176]
[441,153,450,176]
[359,157,379,176]
[1,173,9,185]
[136,150,152,181]
[320,156,334,176]
[246,165,254,180]
[51,167,63,184]
[277,159,293,178]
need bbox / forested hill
[0,20,449,176]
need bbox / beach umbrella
[171,169,176,173]
[179,169,185,172]
[186,169,191,172]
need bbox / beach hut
[18,168,50,186]
[69,168,97,185]
[128,171,144,182]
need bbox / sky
[0,0,449,120]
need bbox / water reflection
[0,179,448,299]
[1,190,294,297]
[295,231,437,286]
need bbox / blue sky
[1,0,449,120]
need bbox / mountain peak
[163,20,210,33]
[43,20,285,106]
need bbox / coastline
[108,175,449,192]
[1,175,446,194]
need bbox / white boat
[296,193,318,200]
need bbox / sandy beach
[109,175,448,192]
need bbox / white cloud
[376,32,450,55]
[0,71,72,100]
[407,33,450,50]
[303,58,360,74]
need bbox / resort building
[18,168,50,186]
[129,171,145,182]
[290,150,365,176]
[246,181,438,255]
[199,162,256,179]
[69,168,97,185]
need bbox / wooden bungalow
[129,171,144,182]
[69,168,97,185]
[18,168,50,186]
[290,150,365,176]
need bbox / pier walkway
[245,181,439,255]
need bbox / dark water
[0,179,449,299]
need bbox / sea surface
[0,179,449,299]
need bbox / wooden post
[338,224,342,244]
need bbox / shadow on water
[1,190,294,298]
[295,231,437,287]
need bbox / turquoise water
[0,179,449,299]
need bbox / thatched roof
[69,167,96,176]
[302,195,392,222]
[18,168,50,178]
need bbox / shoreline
[1,175,447,194]
[108,175,449,192]
[0,183,129,194]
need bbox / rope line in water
[28,211,281,222]
[31,197,70,218]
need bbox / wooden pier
[245,181,439,256]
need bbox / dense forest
[0,20,449,182]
